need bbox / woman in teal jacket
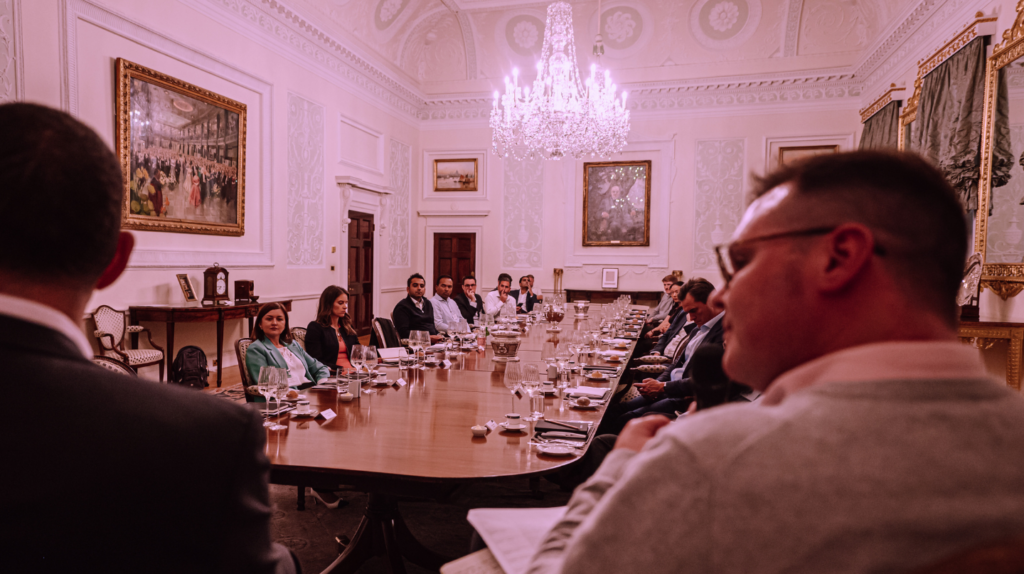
[246,302,329,390]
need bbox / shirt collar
[762,340,991,406]
[0,293,94,358]
[700,311,724,332]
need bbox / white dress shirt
[431,294,463,332]
[0,292,94,358]
[483,290,516,316]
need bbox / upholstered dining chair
[91,355,137,377]
[290,327,307,350]
[235,337,265,403]
[372,317,401,348]
[91,305,165,381]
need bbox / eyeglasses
[714,226,886,287]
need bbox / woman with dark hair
[305,285,360,373]
[246,302,329,390]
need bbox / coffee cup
[505,413,522,427]
[297,400,310,414]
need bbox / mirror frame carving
[978,2,1024,299]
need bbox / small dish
[338,393,355,402]
[291,409,319,418]
[536,444,578,456]
[499,422,527,432]
[373,379,391,386]
[569,400,601,410]
[586,372,607,381]
[471,425,488,437]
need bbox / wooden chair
[235,337,265,403]
[92,305,165,381]
[291,327,307,350]
[372,317,402,348]
[92,355,137,377]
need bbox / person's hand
[499,292,508,302]
[637,380,665,398]
[649,351,660,357]
[429,334,444,343]
[615,415,672,452]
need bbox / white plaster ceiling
[290,0,919,94]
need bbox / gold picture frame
[777,145,839,168]
[115,58,246,236]
[582,160,652,247]
[433,158,478,191]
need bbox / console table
[958,320,1024,391]
[565,289,662,308]
[129,300,292,387]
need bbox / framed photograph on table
[602,268,619,289]
[176,274,198,303]
[115,58,246,236]
[582,160,651,246]
[433,158,478,191]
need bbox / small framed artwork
[115,58,246,236]
[433,158,478,191]
[176,274,198,303]
[583,160,652,247]
[602,268,619,289]
[777,145,839,168]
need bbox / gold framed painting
[176,273,198,303]
[115,58,246,236]
[582,160,651,247]
[777,145,839,168]
[433,158,478,191]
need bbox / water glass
[363,345,378,372]
[269,369,289,431]
[257,367,275,427]
[522,365,543,421]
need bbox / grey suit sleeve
[215,409,298,574]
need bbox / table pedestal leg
[166,322,175,381]
[216,317,224,387]
[322,493,452,574]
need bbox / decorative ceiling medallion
[506,14,546,56]
[587,2,653,59]
[690,0,761,51]
[375,0,409,30]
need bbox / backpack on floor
[170,345,209,390]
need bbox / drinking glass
[350,344,365,372]
[364,346,378,373]
[503,358,523,415]
[522,364,543,421]
[269,369,289,431]
[408,331,426,365]
[257,367,275,427]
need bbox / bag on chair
[170,345,209,390]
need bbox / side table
[129,300,292,387]
[958,320,1024,391]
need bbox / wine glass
[269,368,289,431]
[350,344,365,373]
[522,364,543,422]
[363,345,378,374]
[555,344,571,390]
[257,367,275,427]
[503,358,523,417]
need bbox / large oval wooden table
[266,305,645,573]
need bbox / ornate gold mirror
[897,77,919,152]
[978,5,1024,299]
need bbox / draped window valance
[859,101,900,151]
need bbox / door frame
[337,177,390,322]
[424,223,484,295]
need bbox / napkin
[600,349,628,357]
[568,386,609,398]
[601,338,632,346]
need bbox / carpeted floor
[269,478,572,573]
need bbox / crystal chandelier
[490,1,630,161]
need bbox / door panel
[433,233,476,298]
[348,211,374,336]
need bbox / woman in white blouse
[245,302,330,389]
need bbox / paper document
[466,506,567,574]
[568,386,609,398]
[441,548,504,574]
[378,347,408,360]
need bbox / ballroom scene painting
[582,160,651,246]
[118,59,246,236]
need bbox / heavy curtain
[911,37,987,212]
[859,101,900,150]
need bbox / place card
[484,419,498,432]
[317,409,336,421]
[514,388,524,399]
[396,378,408,386]
[441,359,452,369]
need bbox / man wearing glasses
[454,275,485,325]
[526,151,1024,574]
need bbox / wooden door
[433,233,476,298]
[348,211,374,336]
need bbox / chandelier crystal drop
[490,1,630,161]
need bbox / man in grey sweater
[526,151,1024,574]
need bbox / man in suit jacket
[453,275,485,324]
[0,103,297,573]
[509,275,541,314]
[392,273,441,340]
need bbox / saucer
[546,327,562,333]
[499,422,527,431]
[536,444,577,456]
[586,373,608,381]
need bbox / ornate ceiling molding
[439,0,478,80]
[782,0,803,58]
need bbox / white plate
[372,379,391,386]
[499,422,527,431]
[569,400,601,410]
[291,410,319,418]
[586,373,609,381]
[537,444,577,456]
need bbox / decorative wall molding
[764,133,855,173]
[782,0,803,58]
[336,175,393,233]
[502,157,543,269]
[694,139,745,271]
[287,92,325,268]
[859,83,906,123]
[438,0,478,80]
[388,139,411,268]
[337,112,385,176]
[59,0,274,268]
[0,0,24,103]
[417,209,492,217]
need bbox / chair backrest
[291,327,307,350]
[92,305,126,352]
[373,317,401,348]
[235,338,254,388]
[92,356,137,377]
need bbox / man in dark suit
[392,273,441,341]
[509,275,542,314]
[454,275,486,324]
[600,280,725,434]
[0,103,298,573]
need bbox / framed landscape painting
[582,160,652,247]
[115,58,246,236]
[777,144,839,168]
[433,158,478,191]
